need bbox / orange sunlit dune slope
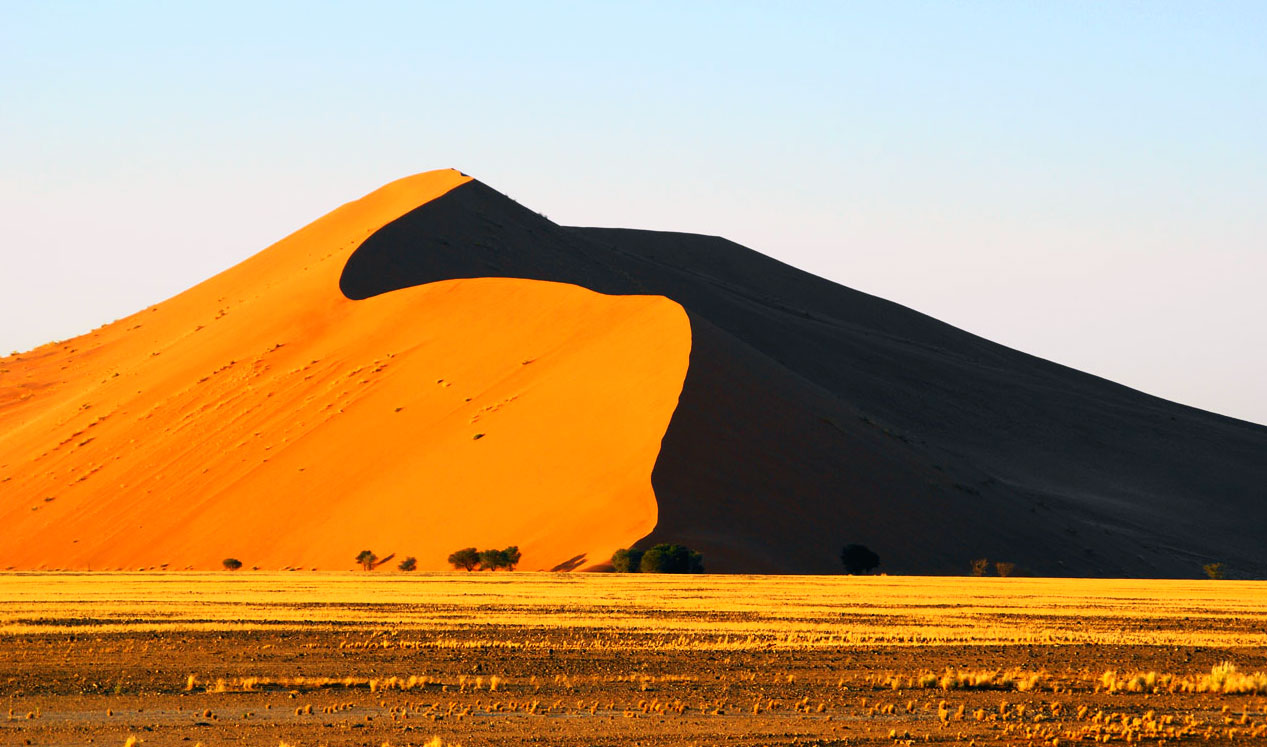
[0,169,691,571]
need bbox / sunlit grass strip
[190,673,450,693]
[3,573,1267,649]
[5,621,1266,650]
[862,663,1267,695]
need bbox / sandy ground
[1,573,1265,746]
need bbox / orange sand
[0,169,691,571]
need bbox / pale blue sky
[2,2,1264,424]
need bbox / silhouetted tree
[478,548,505,571]
[840,544,880,574]
[448,547,479,571]
[970,558,990,577]
[398,556,417,572]
[221,557,243,571]
[638,544,704,573]
[355,549,378,571]
[611,548,645,573]
[501,546,521,571]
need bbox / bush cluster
[610,544,704,573]
[967,557,1022,577]
[448,546,521,571]
[353,550,403,571]
[840,543,880,574]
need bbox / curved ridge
[0,170,690,571]
[333,173,1267,577]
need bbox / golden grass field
[2,573,1266,746]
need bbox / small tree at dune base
[994,561,1017,578]
[221,557,243,571]
[611,548,645,573]
[449,546,521,571]
[398,556,417,572]
[355,549,378,571]
[477,548,503,571]
[970,558,990,576]
[1203,562,1226,580]
[637,544,704,574]
[840,544,880,575]
[448,547,480,571]
[500,546,521,571]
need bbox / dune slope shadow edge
[338,175,1267,577]
[0,172,689,572]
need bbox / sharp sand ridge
[0,169,690,572]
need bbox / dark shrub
[689,550,704,573]
[638,544,704,574]
[840,544,880,574]
[611,548,645,572]
[398,556,417,572]
[501,546,521,571]
[478,548,505,571]
[221,557,243,571]
[448,547,479,571]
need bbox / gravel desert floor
[1,573,1265,746]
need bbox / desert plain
[1,572,1265,746]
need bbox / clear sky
[2,2,1264,425]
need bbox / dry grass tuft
[192,674,441,693]
[877,668,1050,692]
[1098,662,1267,695]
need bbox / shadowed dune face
[0,170,690,571]
[336,178,1267,577]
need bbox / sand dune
[2,168,1265,576]
[0,170,689,571]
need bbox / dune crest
[0,170,691,571]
